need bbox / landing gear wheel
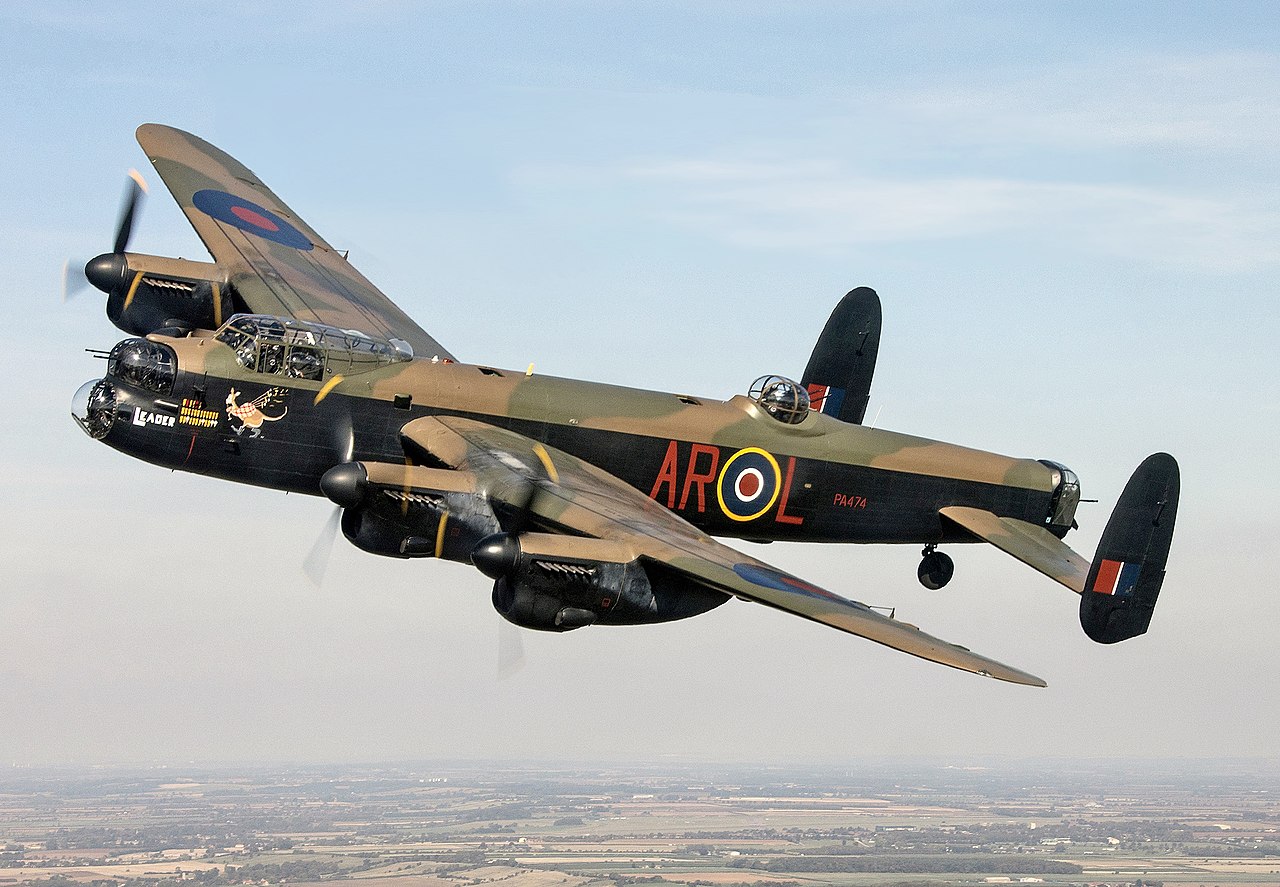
[918,547,954,590]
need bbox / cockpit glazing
[107,338,176,394]
[213,314,414,380]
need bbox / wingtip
[999,669,1048,689]
[135,123,168,152]
[975,658,1047,688]
[135,122,197,149]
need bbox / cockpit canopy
[213,314,414,380]
[749,375,810,425]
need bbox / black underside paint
[100,371,1054,546]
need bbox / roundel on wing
[717,447,781,521]
[733,563,844,603]
[192,189,313,250]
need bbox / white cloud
[881,52,1280,154]
[623,160,1280,271]
[507,52,1280,271]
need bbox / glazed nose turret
[71,378,118,440]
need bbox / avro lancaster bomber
[71,125,1180,687]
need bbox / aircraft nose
[71,378,118,439]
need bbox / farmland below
[1,761,1276,887]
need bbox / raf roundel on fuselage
[717,447,782,521]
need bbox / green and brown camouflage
[136,325,1061,545]
[69,124,1181,687]
[138,123,452,359]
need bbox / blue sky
[1,1,1276,764]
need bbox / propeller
[488,446,560,678]
[504,474,542,535]
[471,462,547,579]
[303,507,342,588]
[115,169,148,253]
[302,406,356,588]
[497,619,526,678]
[71,169,149,300]
[492,480,534,678]
[61,258,91,302]
[498,441,556,535]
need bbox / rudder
[1080,453,1180,644]
[801,287,882,424]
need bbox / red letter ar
[649,440,680,508]
[678,444,719,512]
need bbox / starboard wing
[135,124,454,361]
[402,415,1046,687]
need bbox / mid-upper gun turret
[748,375,811,424]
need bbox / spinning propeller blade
[62,257,91,302]
[497,620,527,678]
[65,169,150,303]
[303,410,357,587]
[113,169,149,255]
[303,507,342,588]
[489,444,561,676]
[499,441,558,535]
[504,476,541,535]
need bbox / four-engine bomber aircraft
[70,124,1180,688]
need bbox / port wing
[136,124,454,361]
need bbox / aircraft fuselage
[75,330,1071,549]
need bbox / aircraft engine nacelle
[473,533,730,632]
[322,462,502,562]
[85,252,237,337]
[490,579,601,632]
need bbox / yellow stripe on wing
[531,442,559,484]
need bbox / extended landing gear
[918,545,954,590]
